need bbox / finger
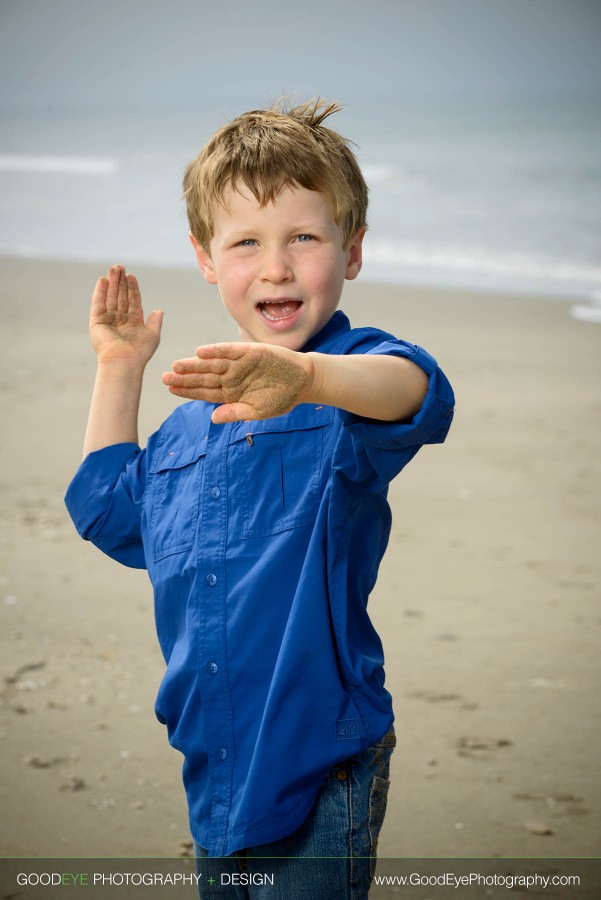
[195,343,249,361]
[126,273,143,315]
[116,265,129,314]
[90,276,109,317]
[211,402,257,424]
[105,264,123,313]
[165,384,226,403]
[171,356,229,376]
[162,371,223,389]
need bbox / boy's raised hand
[162,343,312,423]
[90,265,163,366]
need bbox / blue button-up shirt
[65,310,454,856]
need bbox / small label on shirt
[336,718,360,740]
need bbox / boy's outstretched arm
[162,342,428,424]
[83,265,163,457]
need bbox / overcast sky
[1,0,601,116]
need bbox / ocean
[1,96,600,301]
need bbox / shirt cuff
[65,442,142,537]
[338,341,455,449]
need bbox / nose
[259,246,293,284]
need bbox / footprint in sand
[513,791,590,819]
[407,690,462,703]
[407,690,479,711]
[22,754,66,769]
[456,735,513,760]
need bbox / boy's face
[190,184,364,351]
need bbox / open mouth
[257,299,303,322]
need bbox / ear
[344,228,366,281]
[189,233,218,284]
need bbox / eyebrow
[220,221,329,240]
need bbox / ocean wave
[363,239,601,286]
[0,155,119,175]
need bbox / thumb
[146,309,164,339]
[211,402,256,425]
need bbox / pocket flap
[228,404,334,444]
[148,444,207,473]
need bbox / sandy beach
[1,257,599,871]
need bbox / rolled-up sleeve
[337,340,455,485]
[64,442,147,569]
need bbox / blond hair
[183,98,368,250]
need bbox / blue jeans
[194,727,395,899]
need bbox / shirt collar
[301,310,351,353]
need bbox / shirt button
[205,574,217,587]
[209,486,221,499]
[216,748,227,761]
[206,662,218,675]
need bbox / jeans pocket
[368,774,391,879]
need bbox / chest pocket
[229,407,334,540]
[146,444,206,561]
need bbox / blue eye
[296,234,314,242]
[238,238,257,247]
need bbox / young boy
[65,99,454,898]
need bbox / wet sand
[1,257,599,865]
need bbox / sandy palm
[163,342,311,422]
